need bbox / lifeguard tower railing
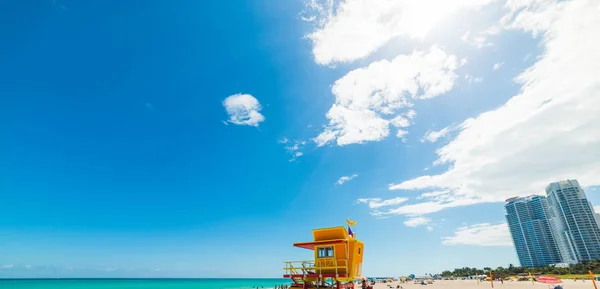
[283,259,350,281]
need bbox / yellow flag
[346,217,357,226]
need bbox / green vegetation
[440,260,600,278]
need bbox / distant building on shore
[546,179,600,263]
[505,195,562,267]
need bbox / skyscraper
[546,179,600,263]
[505,195,562,267]
[589,202,600,231]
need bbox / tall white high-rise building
[546,180,600,263]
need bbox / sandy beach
[373,280,595,289]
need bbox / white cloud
[594,206,600,213]
[442,223,512,246]
[304,0,497,65]
[280,138,307,162]
[426,226,434,231]
[390,113,413,128]
[417,190,450,200]
[372,198,486,216]
[499,0,565,37]
[104,268,119,272]
[404,217,432,227]
[464,74,483,83]
[223,94,265,127]
[337,173,358,185]
[387,0,600,215]
[0,264,13,269]
[145,102,156,111]
[461,31,493,49]
[493,62,504,70]
[314,47,459,146]
[396,130,408,141]
[356,197,408,209]
[421,126,456,143]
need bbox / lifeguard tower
[283,222,364,289]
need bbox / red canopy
[536,276,562,284]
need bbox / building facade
[505,195,562,267]
[546,180,600,263]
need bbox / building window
[318,246,334,258]
[358,248,361,255]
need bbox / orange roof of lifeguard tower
[293,226,351,250]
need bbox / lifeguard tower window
[317,246,334,258]
[358,248,361,255]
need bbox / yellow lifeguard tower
[283,221,364,289]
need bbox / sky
[1,0,600,279]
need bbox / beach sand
[373,280,594,289]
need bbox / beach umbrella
[536,276,562,284]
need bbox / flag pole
[529,272,534,286]
[590,270,597,289]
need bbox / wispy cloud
[403,217,432,228]
[421,126,457,143]
[356,197,408,209]
[368,197,486,217]
[442,223,512,246]
[337,174,358,185]
[279,138,307,162]
[464,74,483,84]
[461,31,493,49]
[493,62,504,70]
[417,190,450,200]
[103,268,119,272]
[223,94,265,127]
[145,102,156,111]
[0,264,14,269]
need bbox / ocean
[0,278,291,289]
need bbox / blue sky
[1,0,600,278]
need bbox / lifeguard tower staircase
[283,226,364,289]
